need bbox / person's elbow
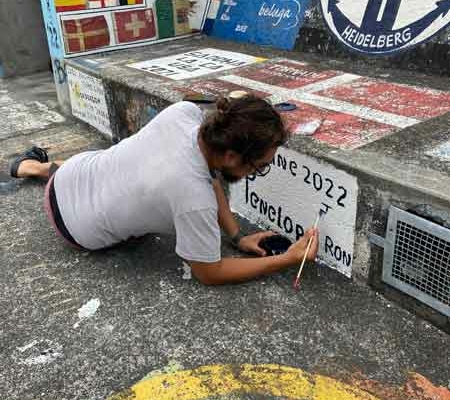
[189,260,224,285]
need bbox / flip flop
[10,146,48,178]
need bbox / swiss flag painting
[113,9,156,43]
[62,16,110,53]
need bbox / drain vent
[382,206,450,317]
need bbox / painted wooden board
[211,0,311,50]
[230,147,358,277]
[67,66,112,137]
[128,48,265,80]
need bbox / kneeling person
[10,96,318,285]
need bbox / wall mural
[211,0,311,51]
[319,0,450,56]
[50,0,210,57]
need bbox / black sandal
[10,146,49,178]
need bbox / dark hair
[199,95,289,164]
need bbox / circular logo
[320,0,450,55]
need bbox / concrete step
[64,36,450,332]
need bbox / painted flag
[118,0,144,5]
[113,9,156,43]
[88,0,119,8]
[155,0,192,38]
[62,16,110,53]
[55,0,87,12]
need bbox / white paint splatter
[73,298,100,328]
[182,261,192,280]
[294,119,323,136]
[426,142,450,161]
[23,350,63,366]
[17,340,39,353]
[142,360,184,381]
[15,339,63,366]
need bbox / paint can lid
[259,235,293,256]
[274,102,297,112]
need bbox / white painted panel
[128,48,264,80]
[67,66,112,137]
[230,148,358,277]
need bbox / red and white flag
[113,9,156,43]
[62,16,110,53]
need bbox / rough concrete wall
[0,0,50,77]
[299,0,450,76]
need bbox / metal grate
[382,207,450,317]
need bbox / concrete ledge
[65,37,450,332]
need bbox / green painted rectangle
[156,0,175,39]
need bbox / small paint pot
[274,102,297,112]
[228,90,249,99]
[259,235,293,256]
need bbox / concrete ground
[1,73,450,400]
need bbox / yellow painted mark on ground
[109,364,381,400]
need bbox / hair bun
[216,96,229,114]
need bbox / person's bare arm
[190,228,319,285]
[212,178,240,238]
[212,178,275,256]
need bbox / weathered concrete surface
[0,0,50,77]
[1,72,450,400]
[65,36,450,331]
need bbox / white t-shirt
[54,102,221,262]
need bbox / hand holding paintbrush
[284,227,319,288]
[291,210,324,290]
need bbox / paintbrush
[293,210,323,290]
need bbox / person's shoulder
[164,101,203,120]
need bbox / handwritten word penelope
[246,177,305,240]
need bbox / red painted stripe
[236,61,341,90]
[315,78,450,120]
[282,101,397,149]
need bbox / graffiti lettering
[46,22,60,51]
[258,2,293,27]
[53,59,67,85]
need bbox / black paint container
[259,235,293,256]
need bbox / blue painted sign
[320,0,450,55]
[211,0,311,50]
